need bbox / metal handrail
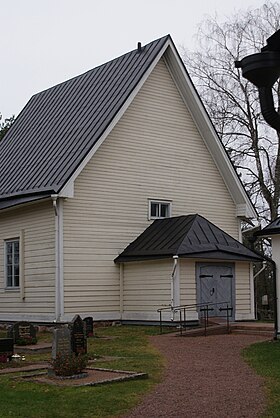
[158,301,233,335]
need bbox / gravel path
[124,333,267,418]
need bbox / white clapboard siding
[63,57,239,317]
[179,259,200,321]
[180,260,197,307]
[0,201,56,320]
[235,262,252,317]
[123,260,172,312]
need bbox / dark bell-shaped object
[235,29,280,131]
[235,51,280,88]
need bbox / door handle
[210,288,215,296]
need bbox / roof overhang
[115,252,263,264]
[255,216,280,237]
[115,215,264,264]
[0,193,52,212]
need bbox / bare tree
[0,113,14,141]
[182,1,280,222]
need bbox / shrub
[0,354,7,363]
[51,353,88,376]
[16,336,37,346]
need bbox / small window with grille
[148,200,171,220]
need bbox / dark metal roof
[0,35,170,203]
[256,217,280,236]
[115,215,264,263]
[0,194,51,211]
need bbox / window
[5,239,20,288]
[149,200,171,220]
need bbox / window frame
[4,238,20,290]
[148,199,172,220]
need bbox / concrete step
[231,328,273,337]
[231,324,273,332]
[178,324,230,337]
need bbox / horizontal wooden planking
[124,294,170,301]
[25,253,55,263]
[64,282,118,290]
[63,266,117,275]
[1,289,55,297]
[236,309,251,314]
[62,58,240,314]
[65,283,118,290]
[64,301,119,309]
[122,260,171,312]
[180,260,197,305]
[124,304,164,311]
[64,298,120,306]
[123,284,170,291]
[236,291,251,298]
[0,201,56,316]
[235,262,252,315]
[0,306,54,313]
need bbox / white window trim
[148,199,172,220]
[4,237,20,290]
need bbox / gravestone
[8,321,37,345]
[0,338,14,362]
[70,315,87,355]
[83,317,94,337]
[52,327,72,360]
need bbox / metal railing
[157,302,233,336]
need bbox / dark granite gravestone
[8,321,37,345]
[70,315,87,355]
[52,327,71,359]
[0,338,14,362]
[83,317,94,337]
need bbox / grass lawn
[243,339,280,417]
[0,326,166,418]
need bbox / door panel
[199,275,217,314]
[198,264,234,318]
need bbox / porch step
[231,323,274,338]
[178,322,274,338]
[231,328,273,337]
[178,324,229,337]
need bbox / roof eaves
[114,253,173,264]
[0,193,52,212]
[256,228,280,237]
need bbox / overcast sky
[1,0,266,120]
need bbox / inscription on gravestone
[52,327,71,359]
[70,315,87,355]
[83,317,94,337]
[8,321,37,345]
